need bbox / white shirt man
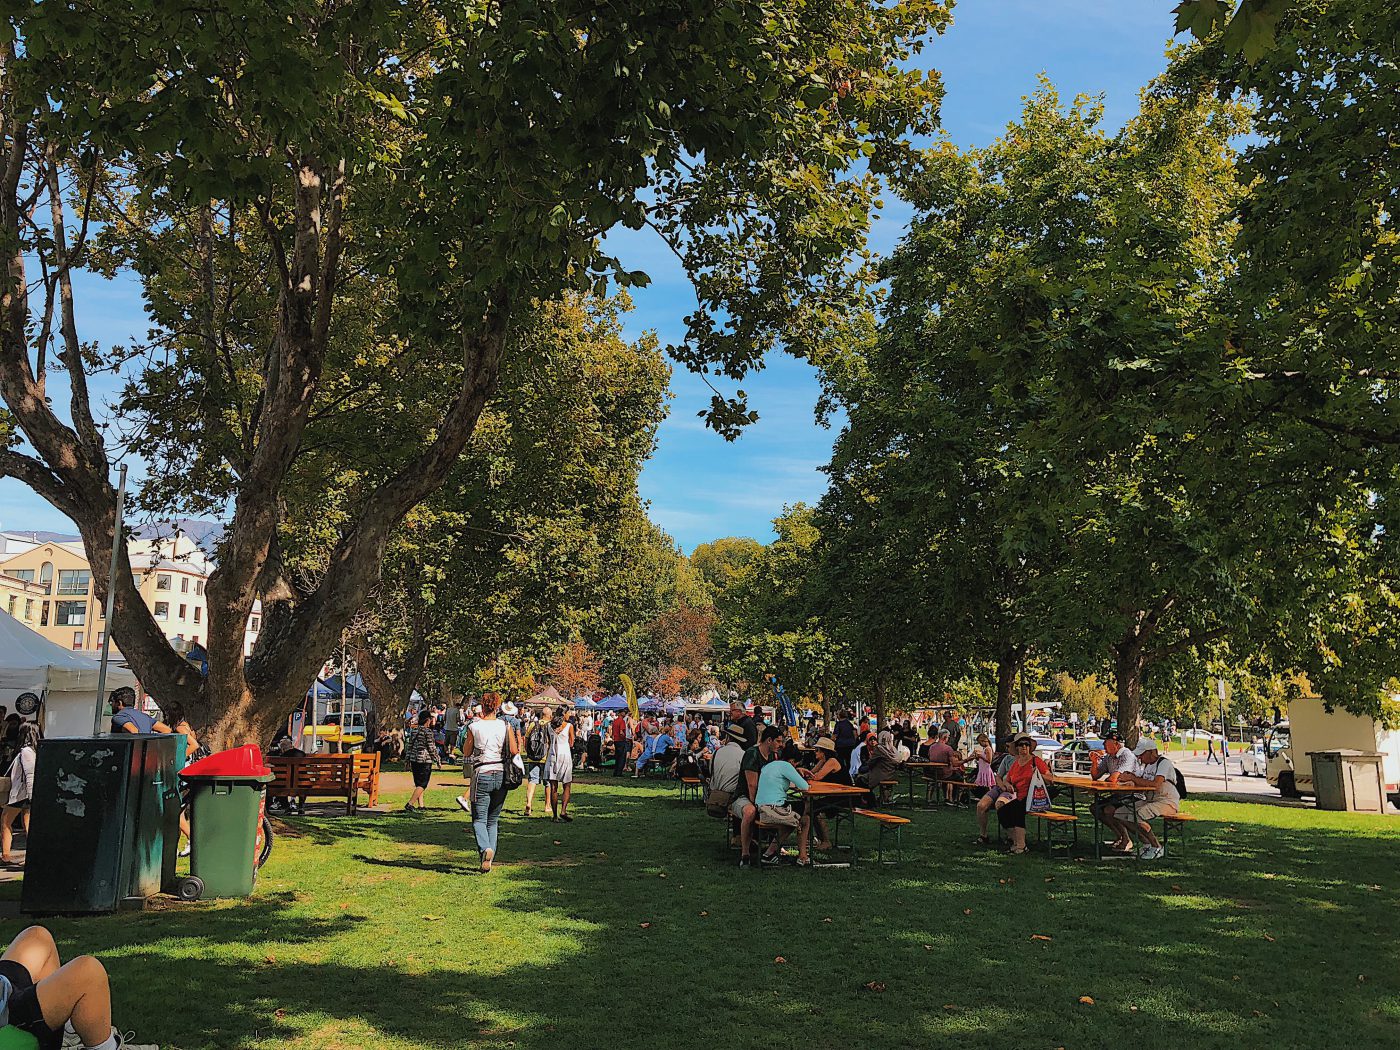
[1121,739,1180,860]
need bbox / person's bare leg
[34,955,112,1046]
[1137,820,1161,849]
[976,797,992,837]
[547,783,559,820]
[1,807,16,862]
[524,781,536,816]
[739,805,757,858]
[797,815,810,863]
[3,926,61,982]
[813,814,831,849]
[560,783,572,817]
[1010,827,1027,852]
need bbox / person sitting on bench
[0,925,157,1049]
[633,727,676,778]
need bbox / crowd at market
[378,696,1183,871]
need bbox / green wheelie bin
[177,744,275,900]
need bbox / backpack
[1175,767,1189,799]
[526,722,551,762]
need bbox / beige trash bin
[1307,750,1386,813]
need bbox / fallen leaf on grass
[658,873,667,879]
[421,915,444,921]
[1031,934,1052,942]
[963,908,972,915]
[274,1010,287,1020]
[864,981,885,992]
[1078,996,1095,1006]
[553,840,562,845]
[1262,934,1275,942]
[1129,1005,1139,1013]
[774,956,787,964]
[1044,876,1055,883]
[1252,1010,1265,1018]
[263,955,276,965]
[922,944,933,951]
[639,922,651,929]
[942,1005,957,1012]
[699,911,709,918]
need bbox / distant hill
[5,518,226,554]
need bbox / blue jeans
[472,770,507,857]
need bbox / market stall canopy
[684,698,729,714]
[319,673,369,700]
[595,696,628,711]
[638,698,664,713]
[525,685,564,707]
[0,610,138,736]
[573,697,598,709]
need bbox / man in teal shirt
[754,751,811,866]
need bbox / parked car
[1237,741,1269,777]
[1053,737,1106,774]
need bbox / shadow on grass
[8,778,1399,1050]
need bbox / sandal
[973,835,990,845]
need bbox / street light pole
[93,464,128,736]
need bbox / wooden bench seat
[269,752,380,815]
[678,776,702,803]
[1030,808,1078,856]
[1160,810,1197,855]
[852,808,907,862]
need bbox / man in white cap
[1119,738,1180,860]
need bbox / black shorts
[410,762,433,789]
[0,959,62,1050]
[997,798,1028,829]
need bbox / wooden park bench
[1029,809,1078,857]
[1160,811,1197,856]
[269,752,381,815]
[852,808,909,863]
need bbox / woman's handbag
[502,728,524,791]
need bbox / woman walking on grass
[1,723,39,869]
[456,694,518,872]
[545,708,576,822]
[405,710,442,813]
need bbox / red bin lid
[180,743,271,779]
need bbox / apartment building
[0,529,261,656]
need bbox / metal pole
[93,464,128,736]
[1217,678,1230,791]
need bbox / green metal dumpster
[21,735,181,915]
[177,745,275,899]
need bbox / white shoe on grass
[455,795,470,813]
[1138,844,1165,860]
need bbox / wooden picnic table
[1054,774,1144,859]
[898,761,946,808]
[801,781,867,865]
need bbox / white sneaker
[116,1030,160,1050]
[1138,844,1165,860]
[455,795,471,813]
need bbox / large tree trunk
[995,644,1024,745]
[1113,635,1147,748]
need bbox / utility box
[21,735,181,915]
[1308,749,1387,813]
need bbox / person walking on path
[1,724,39,869]
[1206,736,1220,765]
[456,693,518,872]
[404,710,442,813]
[545,708,576,822]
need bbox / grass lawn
[4,770,1398,1050]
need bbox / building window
[193,607,201,623]
[23,598,33,621]
[191,635,199,645]
[156,574,171,590]
[39,562,52,587]
[181,577,189,593]
[57,568,91,595]
[72,631,84,650]
[39,601,49,626]
[154,601,169,620]
[250,615,261,633]
[6,569,34,583]
[195,580,204,596]
[96,631,105,648]
[55,600,86,626]
[178,603,187,620]
[5,596,13,616]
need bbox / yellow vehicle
[1265,696,1400,807]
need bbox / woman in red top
[993,734,1054,854]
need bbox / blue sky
[0,2,1176,551]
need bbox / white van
[1265,696,1400,808]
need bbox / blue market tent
[315,674,369,700]
[574,697,598,709]
[595,696,628,711]
[638,698,664,713]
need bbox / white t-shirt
[468,719,508,771]
[1135,756,1181,807]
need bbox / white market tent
[0,611,138,737]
